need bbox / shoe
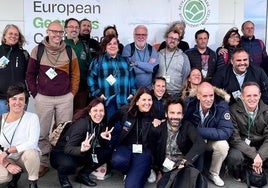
[38,165,49,177]
[209,174,224,187]
[58,175,72,188]
[147,169,156,183]
[7,172,22,188]
[233,168,241,182]
[29,180,38,188]
[76,173,96,187]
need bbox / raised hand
[100,127,114,140]
[80,132,95,152]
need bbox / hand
[149,58,156,63]
[218,48,228,55]
[253,154,263,174]
[80,132,94,152]
[0,152,8,164]
[100,127,114,140]
[6,163,22,175]
[100,94,107,100]
[152,119,162,127]
[127,94,133,100]
[177,159,187,169]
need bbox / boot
[76,173,96,187]
[7,172,22,188]
[29,180,38,188]
[58,175,72,188]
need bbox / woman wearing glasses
[216,27,241,70]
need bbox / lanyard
[89,120,100,154]
[164,50,176,73]
[136,120,142,144]
[45,49,61,69]
[2,112,24,146]
[247,116,254,138]
[137,47,147,62]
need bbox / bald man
[184,82,233,187]
[26,21,80,177]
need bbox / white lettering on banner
[33,1,101,16]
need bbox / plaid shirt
[88,53,136,108]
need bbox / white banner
[24,0,241,52]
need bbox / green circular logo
[179,0,210,26]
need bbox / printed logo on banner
[179,0,210,27]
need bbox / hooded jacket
[183,87,233,141]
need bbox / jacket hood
[188,86,230,103]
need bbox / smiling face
[80,20,92,36]
[8,92,26,115]
[242,21,254,39]
[136,93,153,112]
[65,20,80,40]
[166,103,183,129]
[231,51,249,75]
[106,37,119,57]
[46,22,64,47]
[134,26,148,49]
[165,31,180,52]
[152,79,166,98]
[4,26,19,46]
[241,85,261,112]
[228,32,240,47]
[89,103,105,124]
[188,69,202,87]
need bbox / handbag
[246,167,267,188]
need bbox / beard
[167,117,181,128]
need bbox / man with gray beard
[156,28,190,97]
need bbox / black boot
[7,172,22,188]
[29,180,38,188]
[76,173,96,187]
[58,175,72,188]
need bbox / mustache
[238,64,247,67]
[169,118,181,122]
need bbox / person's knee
[227,148,244,167]
[212,141,229,156]
[0,170,12,184]
[22,149,40,163]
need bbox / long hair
[72,98,105,124]
[128,87,153,117]
[1,24,26,48]
[222,27,241,47]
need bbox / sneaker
[147,169,156,183]
[209,174,224,187]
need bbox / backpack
[36,43,72,63]
[129,42,153,57]
[49,121,72,146]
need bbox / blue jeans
[0,99,8,115]
[111,145,152,188]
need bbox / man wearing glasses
[64,18,92,113]
[122,25,159,90]
[156,28,190,97]
[26,21,80,177]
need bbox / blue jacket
[184,98,233,141]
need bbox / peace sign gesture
[80,132,95,152]
[100,127,114,140]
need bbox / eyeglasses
[229,35,240,39]
[67,26,79,30]
[135,33,147,37]
[48,29,64,35]
[167,36,179,41]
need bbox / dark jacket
[216,46,237,70]
[0,43,29,99]
[185,46,217,82]
[108,105,154,149]
[212,63,268,105]
[230,98,268,160]
[53,116,109,156]
[149,120,206,172]
[184,93,233,141]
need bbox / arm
[87,58,102,97]
[70,50,80,96]
[181,54,191,83]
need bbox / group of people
[0,17,267,188]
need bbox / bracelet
[5,149,10,155]
[5,163,11,168]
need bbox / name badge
[163,75,171,83]
[46,68,57,80]
[0,56,9,68]
[132,144,142,153]
[92,153,98,163]
[245,138,251,145]
[163,158,175,171]
[106,74,116,86]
